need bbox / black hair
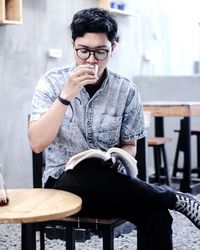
[70,8,118,43]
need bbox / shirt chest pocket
[98,114,122,149]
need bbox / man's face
[73,33,115,78]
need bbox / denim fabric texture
[30,64,146,185]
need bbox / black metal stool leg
[172,136,181,177]
[65,226,75,250]
[196,134,200,178]
[161,146,171,186]
[21,223,36,250]
[153,146,162,184]
[39,223,45,250]
[149,139,171,186]
[102,227,114,250]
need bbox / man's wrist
[57,95,71,105]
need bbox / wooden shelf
[0,0,22,25]
[99,0,135,17]
[108,7,135,16]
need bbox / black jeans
[45,158,176,250]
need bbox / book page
[65,149,110,171]
[107,147,138,178]
[64,147,138,178]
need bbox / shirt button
[87,121,90,125]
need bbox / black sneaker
[175,192,200,230]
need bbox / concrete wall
[0,0,200,187]
[0,0,98,187]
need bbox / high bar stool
[148,137,172,186]
[191,130,200,177]
[172,129,200,178]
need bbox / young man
[28,8,200,250]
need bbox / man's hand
[60,64,98,101]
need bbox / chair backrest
[32,151,44,188]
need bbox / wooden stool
[173,129,200,178]
[148,137,172,185]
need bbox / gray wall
[0,0,200,187]
[0,0,98,187]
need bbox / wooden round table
[0,188,82,249]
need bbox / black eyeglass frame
[75,48,110,61]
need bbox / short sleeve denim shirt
[30,64,146,185]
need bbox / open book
[65,147,138,178]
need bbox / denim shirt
[30,64,146,185]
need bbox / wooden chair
[32,151,144,250]
[148,137,172,186]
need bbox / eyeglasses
[75,48,110,61]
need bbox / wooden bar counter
[143,101,200,193]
